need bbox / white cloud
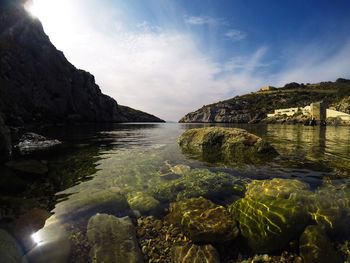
[225,29,246,41]
[32,0,350,121]
[184,15,227,26]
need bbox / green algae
[167,197,239,243]
[149,168,246,202]
[229,195,309,253]
[178,127,278,164]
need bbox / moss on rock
[149,168,246,202]
[229,195,309,253]
[167,197,239,243]
[178,127,277,164]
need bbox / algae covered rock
[229,196,309,253]
[299,225,342,263]
[245,178,313,203]
[87,213,143,263]
[150,168,246,202]
[171,244,220,263]
[307,182,350,238]
[178,127,277,163]
[167,197,239,243]
[127,192,160,214]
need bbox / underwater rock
[245,178,313,203]
[171,244,220,263]
[307,182,350,238]
[51,187,129,223]
[87,214,143,263]
[127,192,160,214]
[167,197,239,243]
[15,133,62,155]
[170,164,191,175]
[229,196,309,253]
[6,159,49,175]
[299,225,342,263]
[0,229,26,263]
[178,127,277,163]
[150,168,246,202]
[13,208,51,251]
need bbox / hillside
[179,80,350,123]
[0,0,164,161]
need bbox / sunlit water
[0,123,349,262]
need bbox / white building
[267,104,350,121]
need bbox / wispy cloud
[184,15,228,26]
[34,0,350,121]
[225,29,246,41]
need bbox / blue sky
[28,0,350,120]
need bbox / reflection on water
[0,123,349,262]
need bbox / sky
[26,0,350,121]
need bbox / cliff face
[180,81,350,123]
[0,1,163,126]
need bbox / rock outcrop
[178,127,277,163]
[0,1,163,129]
[87,214,143,263]
[179,80,350,123]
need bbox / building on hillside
[267,101,350,121]
[326,109,350,121]
[310,101,327,121]
[258,86,277,92]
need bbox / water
[0,123,349,262]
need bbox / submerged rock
[229,196,309,253]
[0,229,25,263]
[307,182,350,238]
[87,214,143,263]
[171,244,220,263]
[150,168,246,202]
[15,133,62,155]
[127,192,160,214]
[170,164,191,175]
[245,178,312,203]
[299,225,342,263]
[167,197,239,243]
[178,127,277,164]
[6,159,48,175]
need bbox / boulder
[150,168,246,202]
[299,225,342,263]
[127,192,160,214]
[171,244,220,263]
[229,195,309,253]
[167,197,239,243]
[87,214,143,263]
[15,133,62,155]
[0,114,11,161]
[178,127,277,163]
[0,229,25,263]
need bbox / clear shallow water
[0,123,350,262]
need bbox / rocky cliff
[0,1,163,160]
[180,80,350,123]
